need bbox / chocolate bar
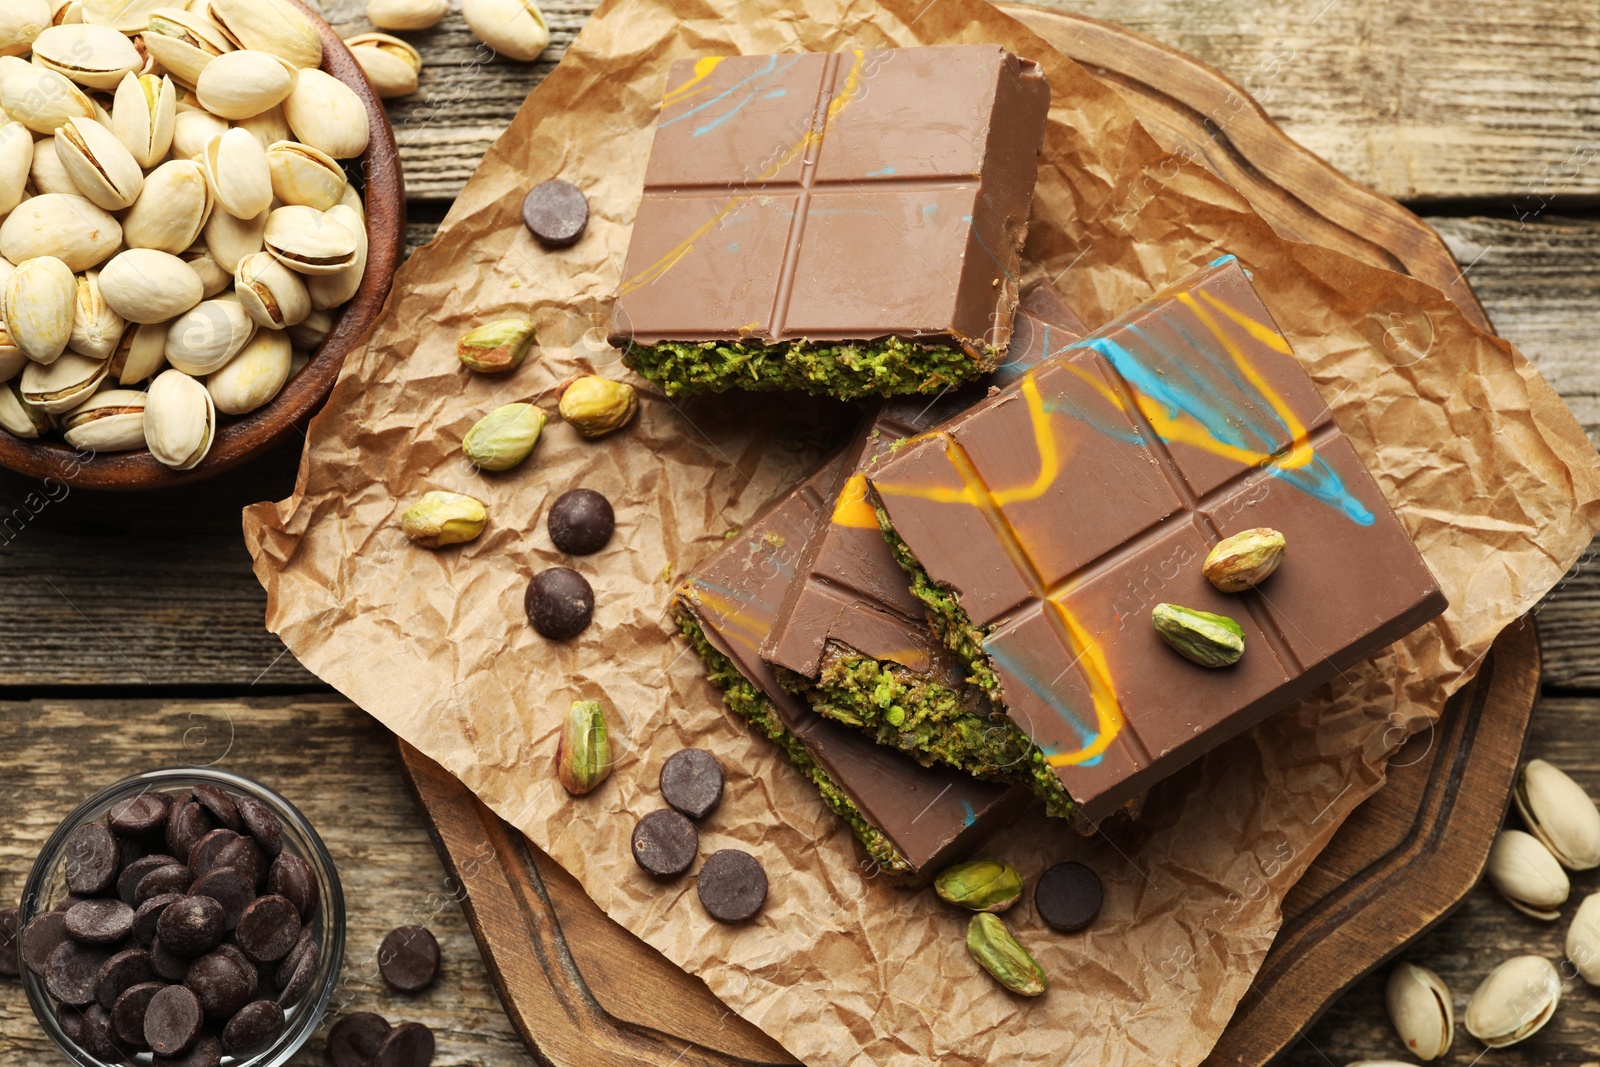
[674,456,1027,882]
[611,45,1051,400]
[760,285,1090,821]
[866,256,1448,823]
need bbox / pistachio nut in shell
[204,127,273,220]
[111,71,177,168]
[461,0,550,62]
[182,244,232,299]
[935,860,1024,913]
[457,319,536,374]
[345,33,421,99]
[1464,955,1559,1048]
[143,367,214,469]
[3,255,76,364]
[0,193,121,272]
[401,490,487,549]
[99,248,205,324]
[142,9,235,87]
[32,23,143,91]
[0,0,51,59]
[1152,603,1245,668]
[1567,892,1600,986]
[206,327,288,414]
[1515,758,1600,871]
[264,204,360,276]
[307,203,366,310]
[236,105,290,152]
[54,114,145,211]
[28,137,79,197]
[0,379,49,436]
[965,913,1046,997]
[0,323,25,382]
[68,270,125,361]
[1485,828,1568,920]
[556,699,613,795]
[235,250,309,330]
[1203,527,1286,592]
[1384,963,1452,1060]
[462,403,546,471]
[366,0,448,31]
[1,64,96,135]
[0,121,32,216]
[207,0,322,70]
[266,140,347,211]
[287,308,331,350]
[203,206,267,273]
[281,68,369,159]
[164,295,255,374]
[121,158,213,254]
[20,349,107,413]
[80,0,168,32]
[108,319,167,384]
[61,388,145,451]
[559,376,638,437]
[196,49,296,120]
[171,107,228,161]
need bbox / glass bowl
[18,768,345,1067]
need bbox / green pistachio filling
[626,337,997,400]
[877,507,1001,695]
[675,613,914,879]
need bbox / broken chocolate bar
[761,285,1089,820]
[867,256,1447,824]
[611,45,1051,400]
[674,456,1027,882]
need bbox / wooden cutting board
[395,9,1539,1065]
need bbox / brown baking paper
[244,0,1600,1062]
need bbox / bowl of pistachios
[0,0,404,488]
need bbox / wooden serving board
[396,9,1539,1065]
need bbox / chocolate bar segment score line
[867,256,1448,823]
[610,46,1052,398]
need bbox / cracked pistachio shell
[401,490,487,548]
[307,203,365,309]
[143,367,213,469]
[1464,955,1559,1048]
[0,378,50,435]
[99,248,204,323]
[171,106,228,160]
[365,0,447,31]
[207,0,322,69]
[204,127,273,220]
[61,387,145,450]
[107,318,166,383]
[203,205,266,273]
[81,0,168,31]
[462,403,546,471]
[1385,963,1452,1060]
[1515,758,1600,871]
[1,63,96,134]
[556,699,612,795]
[461,0,549,62]
[29,137,78,196]
[235,250,308,329]
[236,104,289,151]
[164,294,254,374]
[47,0,82,25]
[54,114,144,211]
[196,48,296,120]
[32,23,142,90]
[935,860,1024,913]
[21,348,106,412]
[266,140,346,211]
[345,33,421,99]
[1566,892,1600,986]
[287,307,331,350]
[122,158,213,254]
[143,8,234,87]
[0,192,121,271]
[264,204,359,276]
[0,121,31,215]
[206,326,288,414]
[0,1,52,58]
[68,269,124,360]
[1485,829,1568,920]
[111,71,177,168]
[181,243,231,298]
[3,255,75,364]
[559,375,637,436]
[282,68,370,160]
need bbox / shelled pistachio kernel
[935,860,1023,913]
[559,376,637,438]
[1151,603,1244,667]
[556,699,613,795]
[401,491,487,549]
[965,913,1046,997]
[463,403,546,471]
[457,319,536,374]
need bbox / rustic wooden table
[3,1,1598,1063]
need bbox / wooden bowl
[0,0,405,489]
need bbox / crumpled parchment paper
[243,0,1600,1063]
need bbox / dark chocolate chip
[150,936,191,981]
[95,947,155,1009]
[21,910,68,976]
[374,1021,436,1067]
[1034,861,1102,932]
[187,828,241,877]
[155,1032,222,1067]
[235,796,283,858]
[185,949,256,1019]
[273,928,312,987]
[696,849,767,923]
[45,939,115,1006]
[119,853,180,906]
[378,925,440,993]
[111,980,165,1047]
[155,895,225,957]
[132,892,185,946]
[275,938,317,1006]
[659,749,724,820]
[109,792,171,837]
[58,1006,87,1046]
[521,179,588,248]
[215,835,267,889]
[144,982,203,1056]
[63,821,120,896]
[79,1002,120,1061]
[631,808,698,879]
[64,898,135,945]
[0,907,19,979]
[221,998,286,1052]
[192,784,244,833]
[525,566,595,639]
[166,801,216,865]
[266,852,318,921]
[326,1011,391,1067]
[135,861,195,906]
[118,833,148,872]
[547,488,614,555]
[188,868,254,931]
[236,895,301,963]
